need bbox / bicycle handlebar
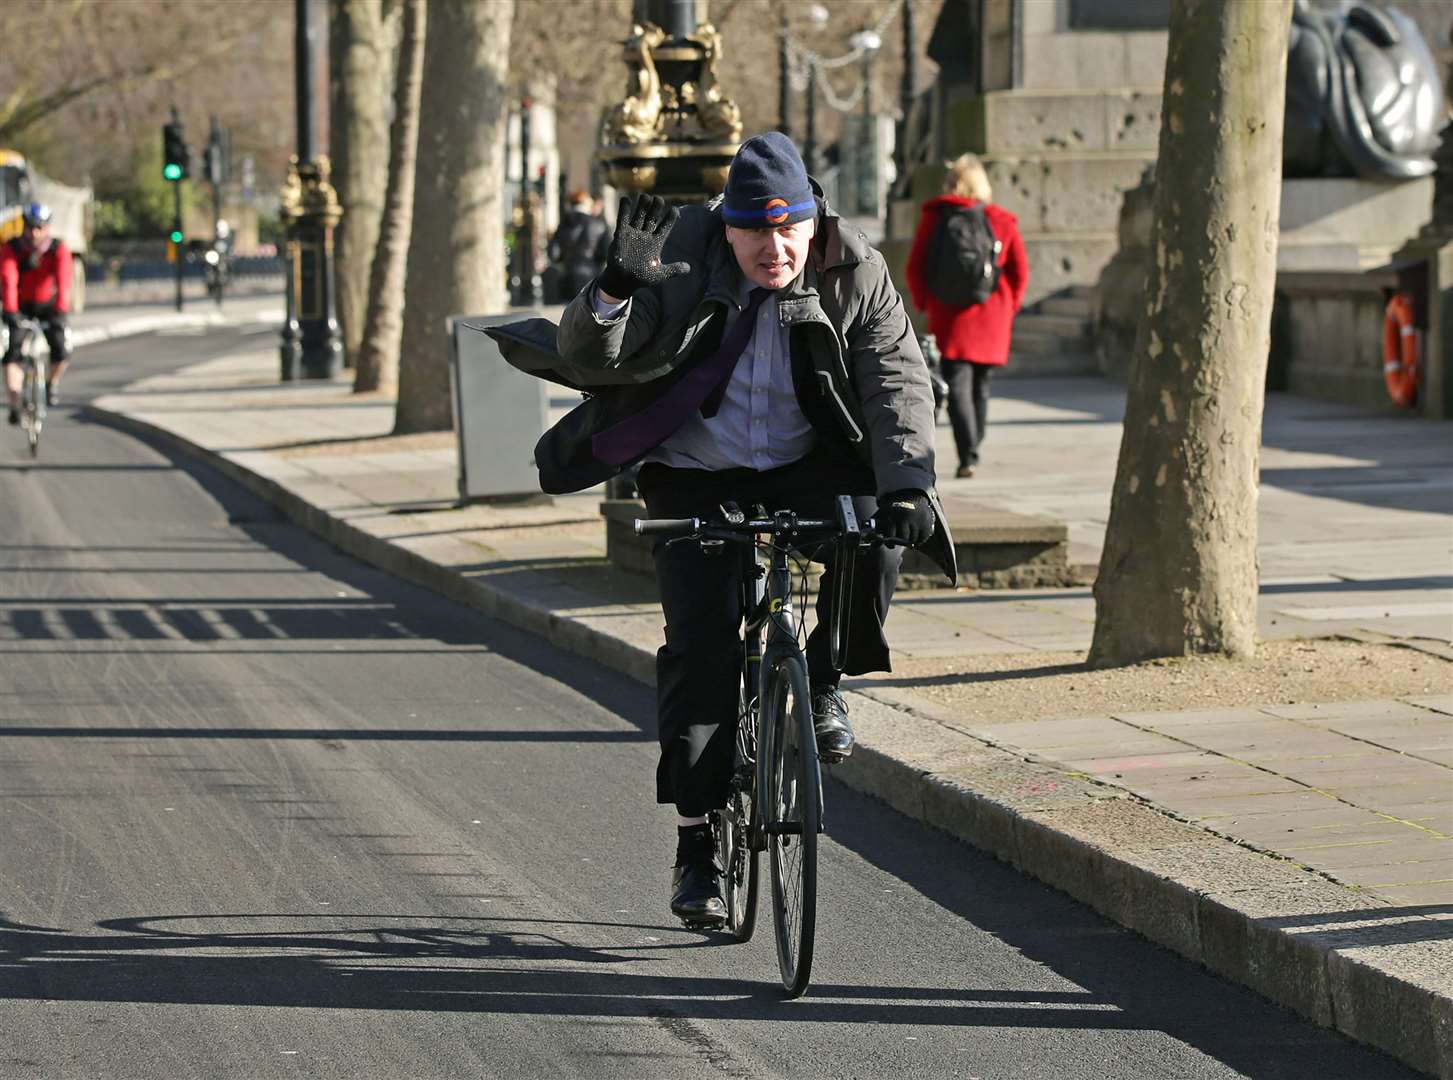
[634,513,898,546]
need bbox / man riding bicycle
[1,202,73,423]
[495,132,954,929]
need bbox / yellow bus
[0,149,33,244]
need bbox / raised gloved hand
[598,193,691,300]
[875,489,935,547]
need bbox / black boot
[670,824,726,929]
[811,686,855,762]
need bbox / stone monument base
[1279,177,1435,271]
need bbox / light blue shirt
[592,281,816,471]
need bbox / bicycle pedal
[680,917,728,932]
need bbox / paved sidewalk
[62,293,283,353]
[84,342,1452,1076]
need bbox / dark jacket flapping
[481,193,956,584]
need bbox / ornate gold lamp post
[597,0,743,204]
[280,0,344,380]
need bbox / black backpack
[926,204,1002,309]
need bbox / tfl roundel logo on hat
[764,198,790,225]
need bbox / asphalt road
[0,323,1421,1079]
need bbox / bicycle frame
[15,318,47,454]
[636,495,873,848]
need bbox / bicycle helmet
[22,202,52,227]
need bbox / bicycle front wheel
[22,361,43,457]
[766,653,820,997]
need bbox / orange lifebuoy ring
[1382,292,1419,408]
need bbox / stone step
[599,498,1083,591]
[1004,350,1099,376]
[1037,295,1095,318]
[1015,312,1090,338]
[1011,327,1089,353]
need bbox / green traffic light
[169,229,184,243]
[163,163,182,181]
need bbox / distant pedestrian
[906,153,1028,478]
[549,190,610,303]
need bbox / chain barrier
[782,0,903,114]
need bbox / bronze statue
[1284,0,1446,180]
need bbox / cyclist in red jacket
[2,202,73,423]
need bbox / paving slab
[83,342,1453,1077]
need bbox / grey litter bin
[448,312,549,504]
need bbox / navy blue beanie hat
[722,132,816,229]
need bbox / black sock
[675,823,712,864]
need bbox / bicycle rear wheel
[713,790,758,941]
[766,653,820,997]
[714,683,761,941]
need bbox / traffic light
[169,227,184,244]
[162,121,189,181]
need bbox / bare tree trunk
[394,0,513,433]
[1088,0,1292,667]
[354,0,424,394]
[330,0,392,369]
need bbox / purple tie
[592,287,770,466]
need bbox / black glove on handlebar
[875,489,935,547]
[598,193,692,300]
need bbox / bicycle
[12,317,47,458]
[636,495,880,998]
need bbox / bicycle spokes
[768,656,818,997]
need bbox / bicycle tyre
[716,680,761,941]
[713,790,759,942]
[766,653,819,997]
[22,360,42,457]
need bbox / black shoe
[670,825,726,929]
[6,408,17,426]
[811,687,855,762]
[44,384,58,407]
[670,862,727,928]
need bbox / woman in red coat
[906,153,1029,478]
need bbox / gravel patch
[860,638,1450,723]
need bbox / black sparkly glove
[875,489,935,547]
[598,193,692,300]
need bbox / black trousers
[637,448,903,815]
[4,306,69,366]
[943,360,992,468]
